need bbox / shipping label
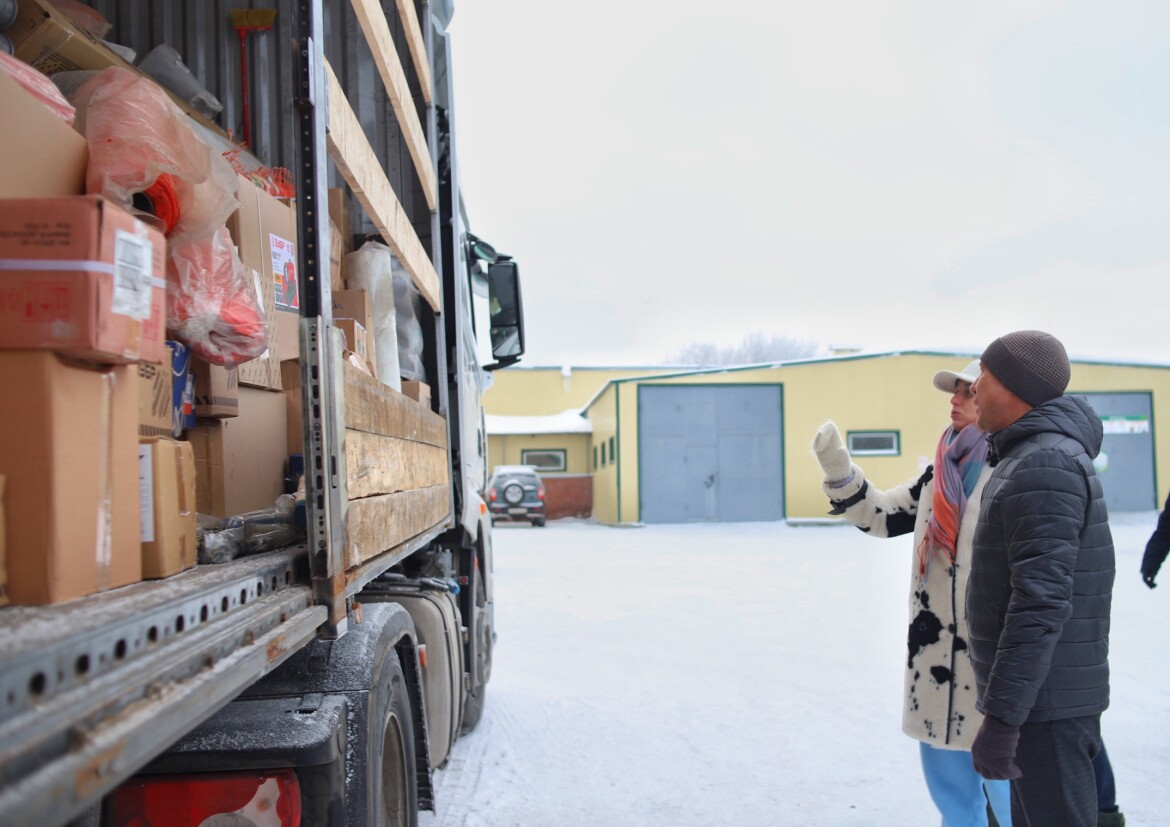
[113,230,154,321]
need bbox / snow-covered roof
[485,408,592,436]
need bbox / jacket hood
[990,395,1104,460]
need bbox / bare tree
[668,332,820,367]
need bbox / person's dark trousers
[1010,714,1102,827]
[1093,741,1118,812]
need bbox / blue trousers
[920,741,1012,827]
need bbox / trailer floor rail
[0,547,325,827]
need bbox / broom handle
[237,27,251,146]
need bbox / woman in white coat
[812,360,1011,827]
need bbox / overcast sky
[447,1,1170,367]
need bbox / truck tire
[365,650,419,827]
[460,572,493,734]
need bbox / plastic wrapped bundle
[344,241,402,390]
[64,66,238,241]
[168,227,268,367]
[393,267,425,381]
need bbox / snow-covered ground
[421,514,1170,826]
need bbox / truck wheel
[366,652,419,827]
[460,574,493,734]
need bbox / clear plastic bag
[167,227,269,367]
[393,267,425,381]
[344,241,402,389]
[63,67,239,241]
[198,495,302,564]
[0,52,75,125]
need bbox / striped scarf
[917,424,988,575]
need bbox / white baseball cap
[932,359,981,393]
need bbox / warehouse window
[608,437,615,463]
[847,431,900,456]
[593,446,598,470]
[521,449,566,472]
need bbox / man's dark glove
[1142,570,1157,589]
[971,715,1022,781]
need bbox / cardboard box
[138,359,172,437]
[0,70,88,198]
[191,357,239,418]
[0,196,167,363]
[237,268,282,391]
[335,318,373,370]
[169,340,194,436]
[7,0,224,135]
[332,289,374,337]
[281,359,304,457]
[139,438,197,579]
[187,387,289,518]
[402,380,432,408]
[0,475,7,607]
[0,352,141,604]
[227,174,300,361]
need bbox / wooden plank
[393,0,433,105]
[343,362,447,445]
[345,486,451,568]
[349,0,437,210]
[346,430,449,499]
[323,59,441,312]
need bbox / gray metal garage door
[1080,392,1156,512]
[638,385,783,523]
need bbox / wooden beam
[348,0,437,210]
[393,0,433,105]
[345,486,451,568]
[323,59,441,312]
[346,430,449,499]
[343,362,447,445]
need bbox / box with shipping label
[0,352,141,604]
[0,196,167,363]
[0,70,88,199]
[227,175,300,361]
[191,357,239,418]
[139,437,197,578]
[186,387,289,518]
[237,268,282,390]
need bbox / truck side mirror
[485,259,524,370]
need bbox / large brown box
[191,358,239,418]
[187,388,289,518]
[227,175,300,361]
[139,437,197,579]
[281,359,304,457]
[0,70,88,198]
[0,196,167,363]
[0,352,141,604]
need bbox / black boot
[1098,809,1126,827]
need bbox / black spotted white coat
[822,460,991,750]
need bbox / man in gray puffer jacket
[967,330,1115,827]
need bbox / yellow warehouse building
[484,353,1170,525]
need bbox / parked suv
[488,465,547,526]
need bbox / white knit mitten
[812,421,852,483]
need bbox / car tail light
[109,769,301,826]
[488,487,497,502]
[537,487,545,501]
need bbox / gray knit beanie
[980,330,1070,407]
